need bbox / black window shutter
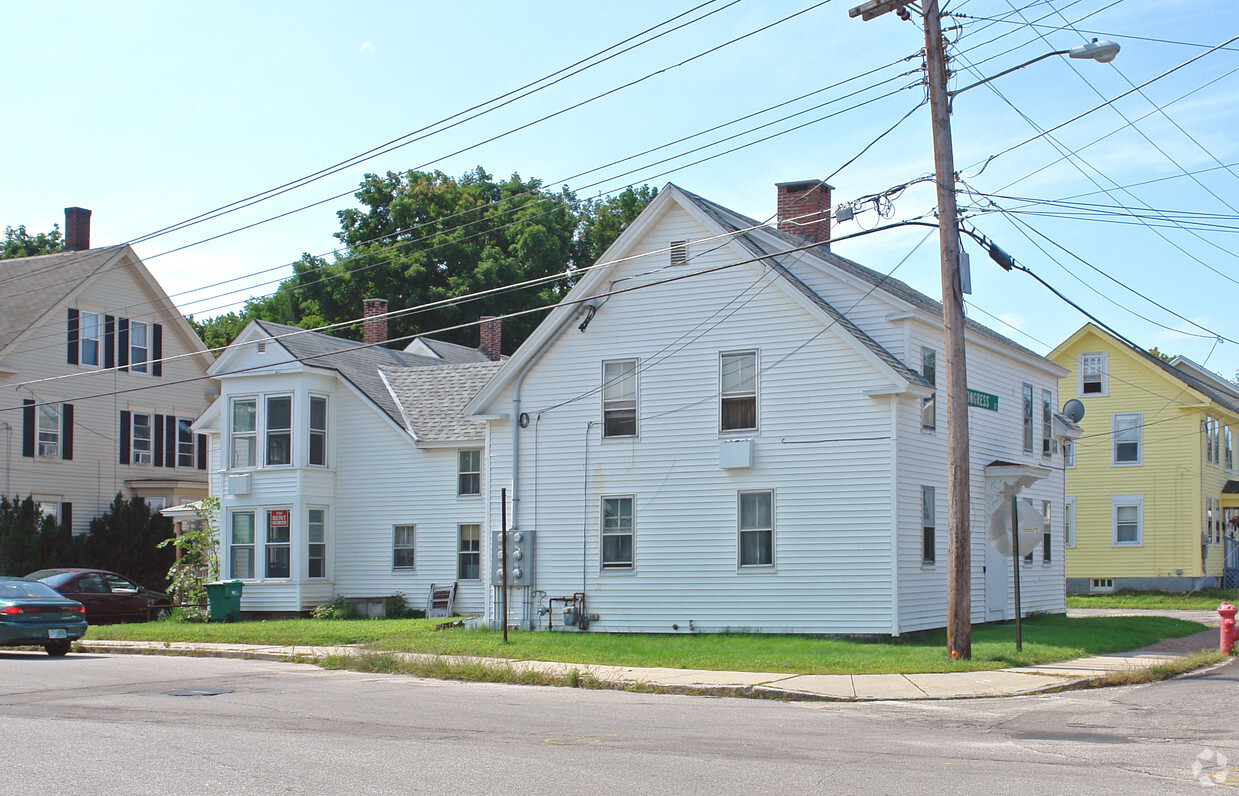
[62,404,74,461]
[60,502,73,533]
[118,318,129,371]
[119,411,131,465]
[67,308,79,365]
[197,434,207,470]
[152,323,163,377]
[104,315,115,369]
[165,415,176,468]
[22,400,35,458]
[154,414,164,467]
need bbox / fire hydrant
[1220,602,1237,655]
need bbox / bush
[83,495,175,591]
[312,597,360,620]
[384,592,410,618]
[0,496,87,575]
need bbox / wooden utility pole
[922,0,972,661]
[501,487,509,643]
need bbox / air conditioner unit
[227,473,252,496]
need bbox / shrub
[384,592,410,618]
[312,596,359,620]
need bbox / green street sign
[967,389,999,411]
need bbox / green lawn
[86,614,1207,675]
[1067,589,1237,611]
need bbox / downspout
[889,394,901,637]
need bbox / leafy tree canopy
[2,223,64,259]
[191,168,656,354]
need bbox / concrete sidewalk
[77,627,1226,702]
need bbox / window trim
[1041,389,1053,457]
[264,508,292,580]
[392,524,416,571]
[36,403,61,458]
[457,449,482,497]
[264,394,293,467]
[1063,438,1076,468]
[1226,425,1234,472]
[1064,496,1076,548]
[738,489,775,569]
[229,510,256,580]
[129,320,149,375]
[176,417,196,468]
[307,507,327,579]
[719,350,759,434]
[308,394,328,468]
[600,494,635,571]
[1022,384,1034,453]
[131,411,154,466]
[1079,351,1108,396]
[1041,499,1052,564]
[458,523,481,581]
[601,359,639,439]
[1111,494,1143,547]
[921,486,935,565]
[230,397,258,470]
[1111,412,1142,466]
[921,348,936,431]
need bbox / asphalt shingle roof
[0,246,127,351]
[407,336,493,363]
[383,360,504,441]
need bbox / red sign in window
[269,509,290,528]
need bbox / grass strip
[1066,589,1237,611]
[1080,650,1229,689]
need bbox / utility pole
[850,0,971,659]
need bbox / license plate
[48,629,67,639]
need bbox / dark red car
[26,569,171,624]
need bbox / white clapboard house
[465,182,1073,635]
[0,208,216,534]
[197,309,501,615]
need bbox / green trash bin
[205,579,244,623]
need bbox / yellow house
[1050,323,1239,593]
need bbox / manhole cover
[163,689,233,697]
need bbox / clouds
[360,41,375,56]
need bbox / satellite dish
[1063,399,1085,424]
[987,498,1044,557]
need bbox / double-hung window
[738,490,774,568]
[602,360,637,438]
[265,396,292,466]
[266,510,290,578]
[921,348,936,431]
[1041,389,1053,457]
[1112,495,1143,546]
[1227,426,1235,472]
[37,404,60,457]
[1112,413,1142,465]
[308,396,327,466]
[1064,497,1076,548]
[1042,500,1052,563]
[307,509,326,578]
[458,450,481,496]
[231,512,255,579]
[130,321,149,374]
[720,351,758,432]
[1080,352,1106,395]
[458,524,481,580]
[231,399,257,468]
[921,486,935,564]
[80,311,100,367]
[1022,384,1034,453]
[131,413,153,464]
[393,525,416,570]
[601,496,633,570]
[177,418,196,468]
[1063,438,1076,468]
[1206,417,1216,465]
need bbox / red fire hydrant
[1220,602,1237,655]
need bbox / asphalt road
[1,650,1236,795]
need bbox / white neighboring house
[0,209,216,534]
[197,315,501,615]
[466,181,1074,635]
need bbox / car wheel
[151,606,170,622]
[45,640,71,657]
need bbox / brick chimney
[775,181,832,246]
[479,316,502,361]
[65,207,91,251]
[362,298,388,346]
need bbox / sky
[4,0,1238,379]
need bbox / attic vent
[257,339,267,354]
[670,240,688,265]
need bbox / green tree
[194,168,656,354]
[82,496,175,591]
[0,496,85,575]
[2,224,64,259]
[159,497,220,621]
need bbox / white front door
[985,541,1007,621]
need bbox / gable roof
[0,246,128,351]
[404,336,494,364]
[1054,323,1239,416]
[383,360,504,442]
[253,320,444,428]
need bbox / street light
[849,0,1117,660]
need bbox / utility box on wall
[492,529,536,587]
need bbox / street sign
[967,389,999,411]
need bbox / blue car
[0,577,88,656]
